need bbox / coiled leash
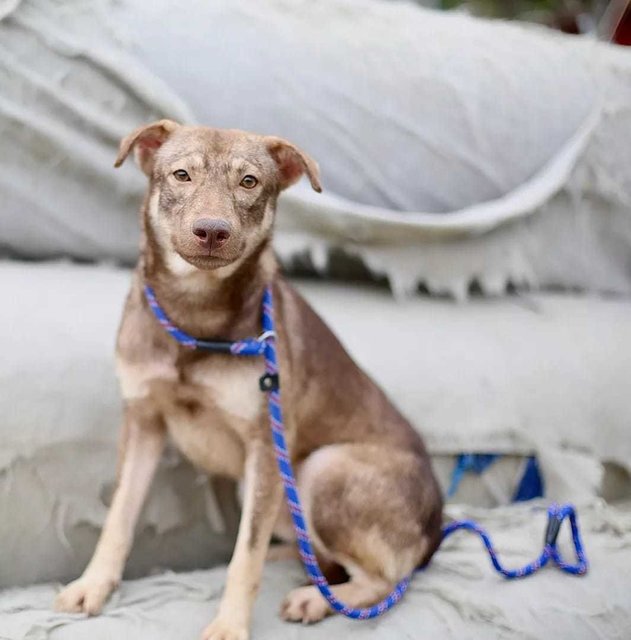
[145,283,590,620]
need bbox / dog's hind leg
[281,571,392,624]
[279,443,442,624]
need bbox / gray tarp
[2,500,630,639]
[1,1,630,636]
[1,0,631,296]
[1,261,630,588]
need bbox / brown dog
[54,120,443,640]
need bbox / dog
[54,120,443,640]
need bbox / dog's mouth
[170,234,248,272]
[176,250,242,271]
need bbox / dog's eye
[240,175,258,189]
[173,169,191,182]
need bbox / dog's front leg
[55,403,165,615]
[202,439,283,640]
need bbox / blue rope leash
[441,504,588,579]
[144,285,268,355]
[144,283,590,620]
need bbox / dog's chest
[170,357,266,477]
[182,356,264,422]
[119,353,265,477]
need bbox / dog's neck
[141,239,278,340]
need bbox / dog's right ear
[114,119,180,176]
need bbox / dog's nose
[191,218,232,251]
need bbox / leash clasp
[259,373,280,392]
[258,330,276,343]
[544,510,562,547]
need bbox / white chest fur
[186,356,264,423]
[117,354,266,478]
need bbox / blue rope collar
[144,285,271,356]
[143,283,589,620]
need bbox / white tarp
[1,0,631,296]
[1,261,630,588]
[2,499,630,639]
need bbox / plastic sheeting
[1,260,630,587]
[1,0,631,297]
[2,500,630,639]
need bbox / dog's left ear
[265,137,322,193]
[114,119,180,176]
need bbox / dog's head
[115,120,321,272]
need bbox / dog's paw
[54,574,119,616]
[200,617,248,640]
[280,585,330,624]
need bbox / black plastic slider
[545,514,562,547]
[195,340,235,353]
[259,373,280,392]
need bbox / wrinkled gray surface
[1,0,631,296]
[118,0,598,213]
[2,500,630,639]
[1,260,631,588]
[2,1,631,635]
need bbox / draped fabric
[1,0,631,296]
